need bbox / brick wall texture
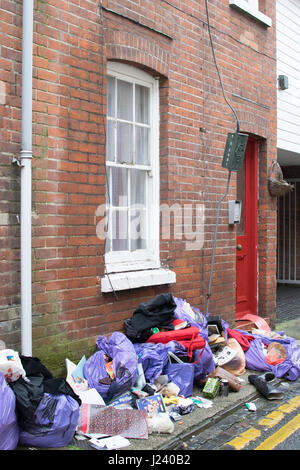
[0,0,277,374]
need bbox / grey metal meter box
[222,132,248,172]
[278,75,289,90]
[228,200,242,224]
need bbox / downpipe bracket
[12,151,33,167]
[12,156,22,167]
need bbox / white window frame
[229,0,272,27]
[102,63,176,292]
[104,63,160,271]
[245,0,258,9]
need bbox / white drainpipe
[20,0,34,356]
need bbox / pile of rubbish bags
[1,293,300,450]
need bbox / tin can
[219,379,229,397]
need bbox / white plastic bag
[147,413,174,434]
[0,349,26,383]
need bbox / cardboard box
[202,377,220,398]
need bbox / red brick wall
[0,0,277,373]
[0,1,23,347]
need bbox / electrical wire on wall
[98,2,119,300]
[204,0,240,134]
[204,0,241,315]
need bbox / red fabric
[146,325,205,359]
[226,328,255,352]
[265,356,285,366]
[146,325,201,344]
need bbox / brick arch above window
[105,30,171,79]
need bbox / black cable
[162,0,274,60]
[204,0,240,133]
[205,170,232,315]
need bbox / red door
[236,137,258,319]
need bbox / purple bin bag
[193,342,216,382]
[83,350,108,397]
[134,341,189,384]
[238,329,300,381]
[173,297,216,381]
[18,393,79,448]
[84,332,138,400]
[173,297,209,341]
[0,371,19,450]
[163,363,195,397]
[134,343,168,384]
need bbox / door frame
[235,136,258,319]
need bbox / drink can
[219,379,229,397]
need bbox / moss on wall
[32,314,97,377]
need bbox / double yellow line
[224,394,300,450]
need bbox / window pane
[112,209,128,251]
[135,84,149,124]
[117,79,133,121]
[105,207,111,253]
[107,76,115,117]
[135,126,149,165]
[130,169,146,206]
[130,209,147,250]
[111,167,128,207]
[105,234,111,253]
[106,120,115,162]
[117,122,133,163]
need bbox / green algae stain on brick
[32,312,97,377]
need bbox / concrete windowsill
[229,0,272,27]
[101,268,176,293]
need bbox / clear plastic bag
[221,338,246,376]
[265,342,287,366]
